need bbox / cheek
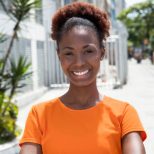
[94,56,101,62]
[88,54,101,64]
[87,50,102,62]
[59,57,72,71]
[87,57,100,73]
[92,56,101,70]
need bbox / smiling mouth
[73,70,89,76]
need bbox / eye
[85,50,93,54]
[64,52,73,56]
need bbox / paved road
[1,58,154,153]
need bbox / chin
[69,79,96,88]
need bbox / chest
[41,110,122,154]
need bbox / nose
[74,54,85,67]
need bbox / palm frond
[9,55,32,93]
[10,0,40,21]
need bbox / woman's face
[58,26,104,87]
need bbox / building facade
[0,0,48,105]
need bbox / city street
[1,58,154,153]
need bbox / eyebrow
[62,45,90,50]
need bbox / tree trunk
[0,21,20,89]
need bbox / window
[35,8,43,24]
[35,0,43,24]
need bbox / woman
[19,2,146,154]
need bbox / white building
[0,0,48,105]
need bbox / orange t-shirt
[19,96,146,154]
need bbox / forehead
[59,26,99,47]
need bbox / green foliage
[0,101,21,144]
[34,0,42,8]
[0,55,32,115]
[0,56,31,143]
[0,0,40,22]
[9,56,32,93]
[0,0,40,75]
[118,1,154,47]
[150,30,154,49]
[0,0,36,144]
[10,0,40,22]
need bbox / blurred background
[0,0,154,153]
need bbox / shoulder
[31,97,60,117]
[103,95,129,111]
[102,96,136,120]
[34,97,59,109]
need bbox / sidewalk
[102,59,154,153]
[1,58,154,153]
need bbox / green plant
[118,1,154,47]
[0,56,31,143]
[0,0,39,144]
[1,56,32,116]
[0,0,40,77]
[0,101,20,144]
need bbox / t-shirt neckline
[57,95,105,112]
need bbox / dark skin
[19,143,42,154]
[20,26,146,154]
[122,132,146,154]
[58,27,104,109]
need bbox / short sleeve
[19,106,42,146]
[121,104,147,141]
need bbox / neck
[61,81,103,109]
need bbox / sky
[125,0,147,8]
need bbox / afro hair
[51,2,110,42]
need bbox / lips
[73,70,89,76]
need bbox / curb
[0,138,20,154]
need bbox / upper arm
[19,106,43,146]
[122,132,146,154]
[121,104,147,141]
[20,143,42,154]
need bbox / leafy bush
[0,0,39,144]
[0,56,31,144]
[0,102,21,144]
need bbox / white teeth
[73,70,89,76]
